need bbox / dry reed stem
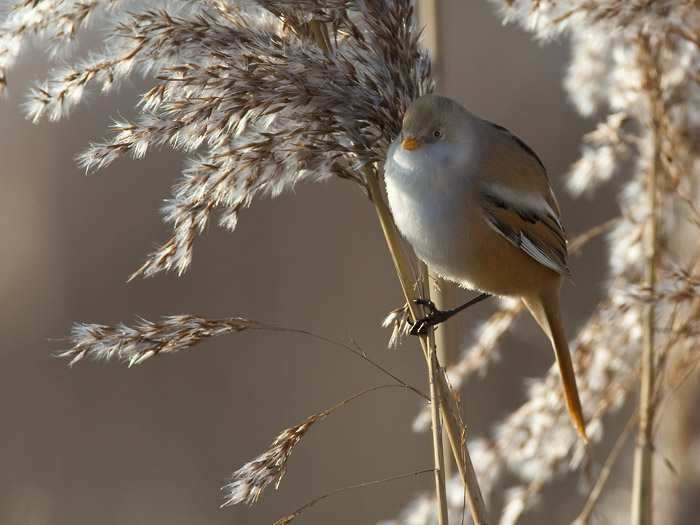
[428,337,450,525]
[273,469,435,525]
[60,311,440,521]
[363,156,450,525]
[221,385,412,507]
[574,411,637,525]
[365,162,490,524]
[632,34,663,525]
[415,1,459,487]
[60,314,427,400]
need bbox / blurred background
[1,2,692,524]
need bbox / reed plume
[2,0,430,277]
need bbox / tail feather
[523,291,587,442]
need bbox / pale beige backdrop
[0,2,620,524]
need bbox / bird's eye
[432,128,444,139]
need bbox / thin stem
[435,299,456,481]
[417,0,441,75]
[631,36,662,525]
[363,164,424,324]
[420,260,456,488]
[574,410,637,524]
[281,324,430,402]
[365,164,449,525]
[273,469,435,525]
[306,19,455,521]
[423,264,458,482]
[429,333,450,524]
[309,16,488,524]
[364,163,490,525]
[415,2,481,504]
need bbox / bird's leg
[410,293,492,336]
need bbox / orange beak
[401,136,421,150]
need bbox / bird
[383,93,587,441]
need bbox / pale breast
[385,151,476,283]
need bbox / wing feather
[482,191,571,279]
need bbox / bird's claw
[409,298,448,336]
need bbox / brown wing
[481,191,572,280]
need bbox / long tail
[523,289,587,442]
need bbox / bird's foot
[409,299,450,336]
[409,293,493,336]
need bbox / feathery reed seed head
[1,0,433,278]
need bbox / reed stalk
[364,163,490,525]
[631,36,662,525]
[416,0,458,483]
